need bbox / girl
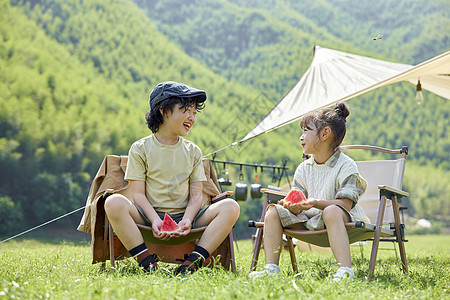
[249,102,369,281]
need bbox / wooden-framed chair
[248,145,409,279]
[77,155,236,272]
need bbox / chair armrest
[378,185,409,199]
[260,188,287,203]
[248,220,264,228]
[260,188,287,197]
[211,191,234,203]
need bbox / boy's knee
[222,198,240,217]
[104,194,127,215]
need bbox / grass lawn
[0,234,448,299]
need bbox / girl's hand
[282,198,315,214]
[176,218,192,236]
[282,201,302,215]
[300,198,315,211]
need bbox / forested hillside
[1,0,448,238]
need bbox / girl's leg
[193,198,240,254]
[261,206,306,265]
[322,205,352,268]
[249,207,306,277]
[104,194,146,250]
[262,206,284,265]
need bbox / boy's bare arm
[179,181,203,232]
[129,180,160,225]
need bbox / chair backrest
[355,158,406,223]
[340,145,408,224]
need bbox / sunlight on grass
[0,235,448,299]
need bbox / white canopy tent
[241,46,450,142]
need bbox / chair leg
[286,236,298,273]
[359,241,365,260]
[228,230,236,273]
[251,228,264,272]
[369,195,387,279]
[109,223,115,269]
[250,199,269,271]
[391,196,408,274]
[102,215,109,271]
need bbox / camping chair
[248,145,409,279]
[77,155,236,272]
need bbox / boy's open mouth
[183,123,192,131]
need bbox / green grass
[0,235,449,299]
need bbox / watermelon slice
[160,213,181,234]
[284,189,308,205]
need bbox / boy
[104,81,240,274]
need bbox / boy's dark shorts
[133,204,209,228]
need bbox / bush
[0,195,23,236]
[407,219,446,235]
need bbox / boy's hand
[176,218,192,236]
[152,218,174,240]
[151,218,164,239]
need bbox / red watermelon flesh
[160,213,181,234]
[285,189,308,204]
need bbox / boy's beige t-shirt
[124,134,206,214]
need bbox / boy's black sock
[190,245,210,267]
[129,243,158,271]
[175,245,210,275]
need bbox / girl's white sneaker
[249,264,280,278]
[333,266,355,281]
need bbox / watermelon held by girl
[283,189,310,205]
[160,213,182,234]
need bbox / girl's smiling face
[300,123,320,155]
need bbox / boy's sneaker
[143,263,158,274]
[333,266,355,281]
[174,264,196,275]
[174,253,204,276]
[249,264,280,278]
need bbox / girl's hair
[145,96,205,133]
[300,102,350,149]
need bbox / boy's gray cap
[149,81,207,110]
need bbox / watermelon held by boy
[160,213,181,234]
[284,189,309,205]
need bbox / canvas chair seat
[78,155,236,271]
[250,220,395,248]
[249,145,409,279]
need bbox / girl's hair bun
[334,102,350,121]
